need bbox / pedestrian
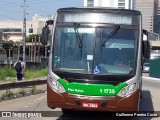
[13,56,26,81]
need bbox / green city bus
[41,7,150,113]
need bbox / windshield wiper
[101,25,120,46]
[73,23,82,48]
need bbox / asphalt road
[0,74,159,120]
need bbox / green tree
[26,34,41,42]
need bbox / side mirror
[40,27,50,45]
[143,41,150,58]
[40,20,54,45]
[142,30,150,58]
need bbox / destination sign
[57,13,134,25]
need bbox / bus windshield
[53,24,138,75]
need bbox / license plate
[82,102,98,108]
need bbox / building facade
[135,0,155,33]
[0,14,51,64]
[0,14,49,42]
[84,0,135,9]
[154,0,160,36]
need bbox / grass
[25,68,48,80]
[18,89,27,96]
[2,89,14,98]
[30,86,37,93]
[0,66,47,83]
[0,66,15,82]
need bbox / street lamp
[22,0,27,62]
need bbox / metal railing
[0,79,47,90]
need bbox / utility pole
[22,0,26,61]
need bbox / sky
[0,0,83,20]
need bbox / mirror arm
[142,29,150,59]
[45,20,54,27]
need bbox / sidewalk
[143,76,160,81]
[142,73,160,81]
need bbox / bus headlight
[47,76,66,93]
[117,82,138,97]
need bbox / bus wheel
[62,109,73,114]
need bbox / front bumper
[47,85,140,111]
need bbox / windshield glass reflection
[53,25,137,75]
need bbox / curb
[0,78,47,90]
